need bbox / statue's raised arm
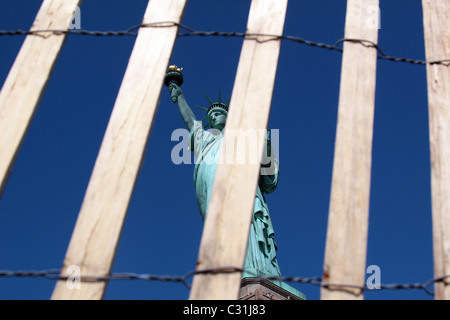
[168,83,196,132]
[165,65,196,132]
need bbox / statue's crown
[207,102,228,115]
[194,90,230,128]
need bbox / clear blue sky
[0,0,435,300]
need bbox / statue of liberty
[168,79,281,279]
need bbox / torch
[164,65,184,103]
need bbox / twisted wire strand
[0,21,448,66]
[1,267,447,297]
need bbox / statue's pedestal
[239,277,306,300]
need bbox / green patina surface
[167,73,305,299]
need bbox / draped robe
[189,120,281,278]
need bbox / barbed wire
[0,21,449,66]
[1,266,448,297]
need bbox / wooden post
[321,0,379,300]
[422,0,450,300]
[0,0,83,198]
[189,0,288,300]
[51,0,187,300]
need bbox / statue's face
[209,110,227,129]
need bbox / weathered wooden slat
[0,0,83,197]
[189,0,288,300]
[321,0,379,300]
[422,0,450,300]
[51,0,187,300]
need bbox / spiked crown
[194,89,230,129]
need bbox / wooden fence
[0,0,449,300]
